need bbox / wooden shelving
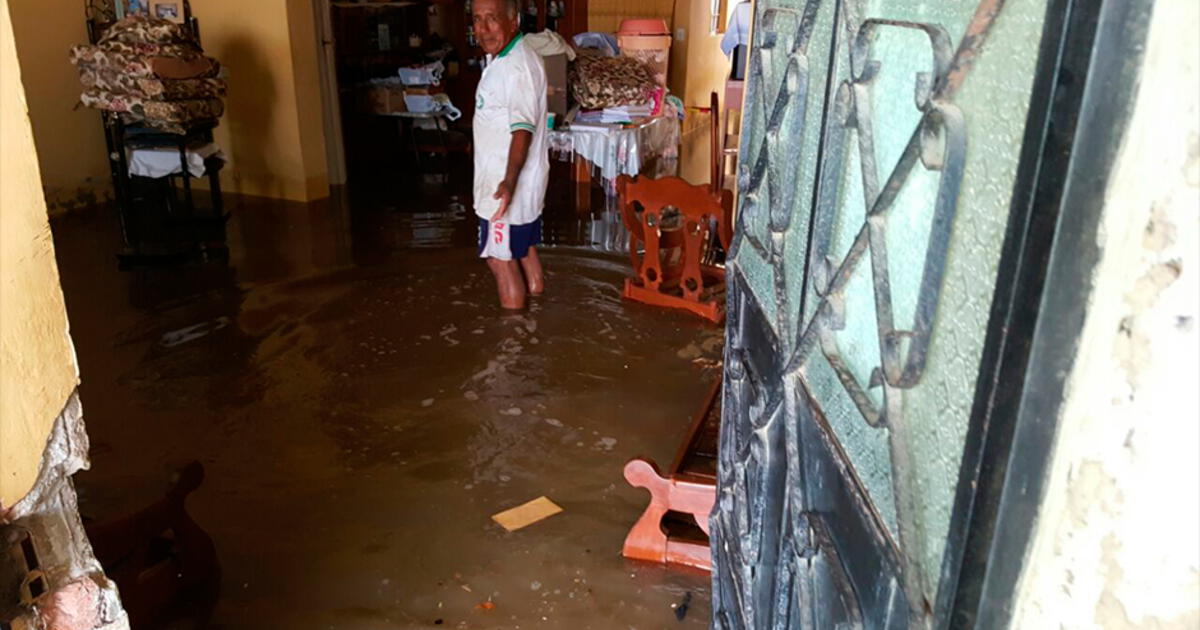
[331,1,418,8]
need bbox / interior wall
[588,0,674,34]
[287,0,332,197]
[5,0,330,208]
[1010,0,1200,626]
[5,0,114,214]
[191,0,330,201]
[669,0,729,109]
[0,0,81,509]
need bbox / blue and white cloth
[721,1,754,57]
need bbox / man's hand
[492,180,514,222]
[493,129,532,222]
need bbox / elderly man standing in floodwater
[471,0,549,310]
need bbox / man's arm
[492,129,533,221]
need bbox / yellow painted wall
[6,0,114,213]
[5,0,329,206]
[589,0,675,34]
[0,0,81,508]
[1011,1,1200,625]
[669,0,729,109]
[192,0,330,201]
[286,0,330,199]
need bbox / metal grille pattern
[713,1,1007,627]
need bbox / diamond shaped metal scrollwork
[714,0,1008,627]
[793,18,961,427]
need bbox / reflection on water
[346,167,635,258]
[543,202,629,255]
[371,201,471,249]
[51,142,723,627]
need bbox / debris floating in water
[491,496,563,532]
[675,592,693,621]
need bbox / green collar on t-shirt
[498,32,523,58]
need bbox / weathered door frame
[940,0,1153,626]
[312,0,348,187]
[711,0,1156,627]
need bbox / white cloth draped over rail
[548,116,681,191]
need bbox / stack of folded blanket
[70,15,225,134]
[569,49,657,110]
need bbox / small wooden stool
[617,176,733,323]
[622,378,721,571]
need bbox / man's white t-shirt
[473,34,549,226]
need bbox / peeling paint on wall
[1011,1,1200,627]
[44,180,116,217]
[5,0,114,216]
[1,393,130,630]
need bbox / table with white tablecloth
[548,115,681,195]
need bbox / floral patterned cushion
[101,39,205,59]
[80,88,224,124]
[569,51,657,110]
[69,15,225,132]
[117,113,217,135]
[97,15,193,47]
[70,45,220,80]
[76,66,225,101]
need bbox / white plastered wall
[1009,1,1200,627]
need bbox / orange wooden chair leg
[622,458,716,572]
[622,459,672,564]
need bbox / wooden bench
[622,377,721,571]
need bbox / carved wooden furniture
[622,377,721,571]
[617,175,733,323]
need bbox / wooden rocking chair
[616,176,733,323]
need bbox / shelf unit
[85,0,229,267]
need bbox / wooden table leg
[572,154,591,185]
[574,182,591,212]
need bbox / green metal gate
[710,0,1113,626]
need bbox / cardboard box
[402,85,445,96]
[359,80,407,115]
[544,53,568,120]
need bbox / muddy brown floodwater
[51,185,724,629]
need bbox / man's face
[472,0,518,56]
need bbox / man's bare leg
[520,247,544,296]
[487,257,527,310]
